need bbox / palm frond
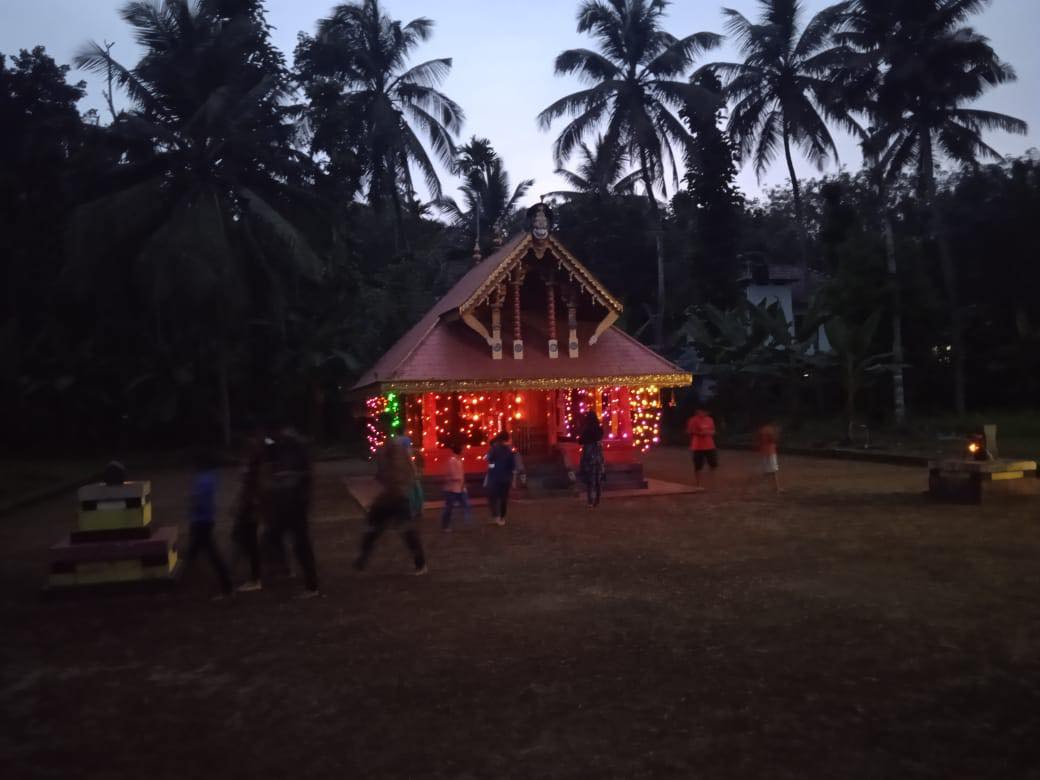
[949,107,1028,136]
[794,1,852,59]
[553,48,621,82]
[644,31,723,77]
[536,83,615,130]
[239,187,322,281]
[753,109,783,180]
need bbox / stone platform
[927,458,1039,504]
[46,480,179,590]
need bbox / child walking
[756,421,783,494]
[441,443,472,531]
[184,449,233,599]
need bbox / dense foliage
[0,0,1032,452]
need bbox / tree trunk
[639,152,666,348]
[883,211,907,427]
[845,358,857,443]
[782,127,810,282]
[653,228,665,348]
[920,133,966,416]
[217,341,231,449]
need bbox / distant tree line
[0,0,1032,452]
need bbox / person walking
[756,420,783,494]
[579,411,606,508]
[184,449,233,599]
[441,442,472,531]
[264,424,320,597]
[686,407,718,491]
[355,435,428,575]
[485,431,517,526]
[231,425,268,592]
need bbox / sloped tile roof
[352,232,691,394]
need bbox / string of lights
[629,385,662,452]
[366,386,661,455]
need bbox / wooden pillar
[491,284,505,360]
[567,300,579,358]
[609,389,620,439]
[512,268,525,360]
[557,389,569,438]
[619,387,633,443]
[547,391,558,446]
[421,392,438,453]
[546,281,559,359]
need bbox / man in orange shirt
[686,408,718,490]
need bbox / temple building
[352,203,691,492]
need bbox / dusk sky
[2,0,1037,206]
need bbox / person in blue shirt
[184,449,232,598]
[485,431,517,527]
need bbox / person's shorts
[763,453,779,474]
[691,449,719,471]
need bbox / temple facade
[352,204,691,491]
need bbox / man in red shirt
[686,408,718,490]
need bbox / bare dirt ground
[2,449,1039,779]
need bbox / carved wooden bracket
[589,310,619,345]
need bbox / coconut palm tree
[295,0,464,219]
[839,0,1027,416]
[72,0,320,445]
[704,0,857,273]
[546,135,645,200]
[437,137,533,253]
[538,0,721,347]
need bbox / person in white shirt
[440,443,472,531]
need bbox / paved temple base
[345,476,698,513]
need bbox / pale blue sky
[2,0,1037,205]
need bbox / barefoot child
[184,449,233,599]
[756,421,783,494]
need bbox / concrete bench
[928,458,1038,504]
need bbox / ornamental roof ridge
[544,235,623,314]
[456,233,533,314]
[457,233,623,316]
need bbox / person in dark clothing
[263,426,320,596]
[485,431,517,526]
[355,435,427,574]
[184,449,233,598]
[579,412,606,508]
[231,427,268,591]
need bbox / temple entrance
[511,390,550,459]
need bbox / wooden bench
[928,458,1038,504]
